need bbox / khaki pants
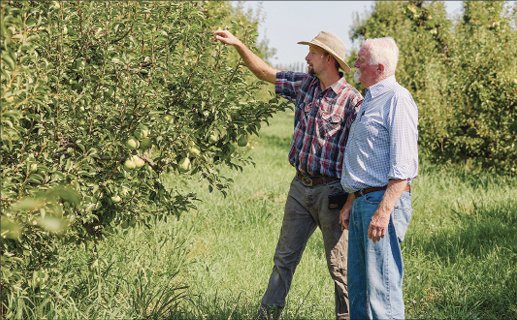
[259,176,349,320]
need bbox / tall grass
[2,215,193,319]
[404,158,517,319]
[4,111,515,319]
[163,111,517,319]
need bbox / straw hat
[298,31,351,73]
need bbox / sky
[234,1,465,67]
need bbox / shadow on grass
[420,198,517,260]
[418,157,517,191]
[163,296,330,320]
[412,198,517,319]
[162,294,261,320]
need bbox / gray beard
[353,69,361,83]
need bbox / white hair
[364,37,399,76]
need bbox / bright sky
[235,1,464,67]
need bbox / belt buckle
[301,175,313,187]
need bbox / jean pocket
[393,193,412,242]
[363,191,383,205]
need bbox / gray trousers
[259,176,349,320]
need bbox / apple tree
[1,0,289,297]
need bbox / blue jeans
[260,176,349,320]
[348,190,412,320]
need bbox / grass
[3,111,516,319]
[164,111,335,320]
[161,111,517,319]
[403,159,517,319]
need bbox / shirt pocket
[354,111,385,143]
[319,113,341,138]
[318,98,342,138]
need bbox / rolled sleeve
[387,94,419,181]
[275,71,307,103]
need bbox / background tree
[347,1,517,174]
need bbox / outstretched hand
[212,29,277,84]
[213,30,241,46]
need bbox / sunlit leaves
[1,1,288,303]
[349,1,516,174]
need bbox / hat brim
[298,40,351,74]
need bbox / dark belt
[354,185,411,198]
[296,170,339,187]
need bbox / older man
[215,30,362,320]
[339,37,418,319]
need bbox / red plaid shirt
[276,71,363,178]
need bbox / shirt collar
[366,75,396,99]
[327,72,347,94]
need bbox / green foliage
[349,1,517,175]
[1,0,290,313]
[1,216,192,319]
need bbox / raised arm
[214,30,278,84]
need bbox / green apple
[124,158,136,170]
[178,157,190,172]
[140,137,152,149]
[132,155,145,168]
[121,220,129,229]
[31,163,38,172]
[164,115,174,124]
[126,136,139,150]
[134,126,149,140]
[187,140,201,156]
[237,134,248,147]
[208,132,219,144]
[111,195,121,203]
[189,146,201,156]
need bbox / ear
[377,63,385,73]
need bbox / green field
[7,111,516,319]
[165,112,517,320]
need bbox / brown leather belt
[354,185,411,198]
[296,171,339,187]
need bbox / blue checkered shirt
[340,75,418,192]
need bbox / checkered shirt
[275,71,363,178]
[340,75,419,192]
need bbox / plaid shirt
[276,71,363,178]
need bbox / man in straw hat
[215,30,362,320]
